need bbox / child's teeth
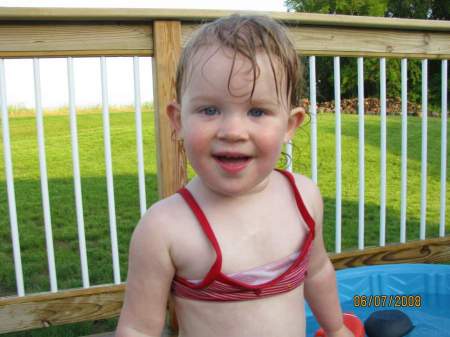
[220,156,247,161]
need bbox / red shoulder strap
[274,169,316,239]
[177,187,222,286]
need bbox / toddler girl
[117,14,354,337]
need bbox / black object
[364,310,414,337]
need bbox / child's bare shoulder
[126,193,190,277]
[135,193,187,240]
[290,172,321,198]
[290,172,323,222]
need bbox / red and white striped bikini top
[171,168,315,302]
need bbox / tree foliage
[285,0,448,108]
[286,0,389,16]
[386,0,449,20]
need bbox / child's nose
[216,113,249,141]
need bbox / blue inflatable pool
[305,264,450,336]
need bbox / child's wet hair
[175,14,303,109]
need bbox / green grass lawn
[294,113,449,252]
[0,110,448,336]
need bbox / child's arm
[116,204,176,337]
[297,175,354,337]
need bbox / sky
[0,0,288,108]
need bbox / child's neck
[189,172,274,206]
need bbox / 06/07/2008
[353,295,422,308]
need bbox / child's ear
[284,107,305,144]
[166,100,183,139]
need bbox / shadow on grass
[0,173,159,297]
[322,196,445,253]
[2,172,445,297]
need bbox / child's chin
[207,180,254,197]
[215,178,271,198]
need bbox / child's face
[167,45,304,197]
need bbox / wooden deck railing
[0,7,449,334]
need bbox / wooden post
[152,20,186,333]
[152,20,187,199]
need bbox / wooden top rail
[0,7,450,32]
[0,7,449,59]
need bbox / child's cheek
[259,127,285,148]
[182,125,211,162]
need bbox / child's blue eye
[249,108,265,117]
[201,107,219,116]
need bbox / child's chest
[171,198,308,280]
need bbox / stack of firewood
[300,97,434,116]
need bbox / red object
[315,313,365,337]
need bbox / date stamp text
[353,295,422,308]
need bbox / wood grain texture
[330,236,450,270]
[0,284,125,334]
[287,26,450,58]
[181,24,450,59]
[0,18,448,59]
[1,7,449,32]
[0,23,152,58]
[152,21,187,199]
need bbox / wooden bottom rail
[1,236,449,334]
[0,284,125,333]
[330,236,450,269]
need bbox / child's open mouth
[214,155,251,162]
[213,155,252,173]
